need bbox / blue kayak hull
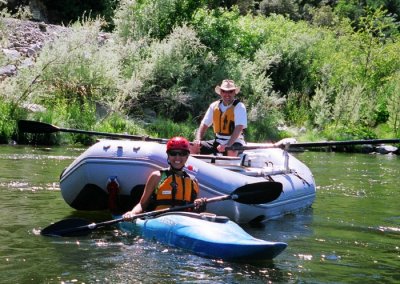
[118,212,287,261]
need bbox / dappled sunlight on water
[1,154,73,160]
[0,180,59,191]
[0,147,399,283]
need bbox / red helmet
[166,137,190,152]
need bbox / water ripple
[0,181,60,191]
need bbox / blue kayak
[118,212,287,261]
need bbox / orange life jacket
[151,169,199,210]
[212,99,240,136]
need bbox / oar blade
[233,182,283,204]
[18,120,59,134]
[41,218,93,237]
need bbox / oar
[228,138,400,151]
[18,120,169,143]
[41,181,283,237]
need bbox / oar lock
[231,194,239,200]
[88,223,97,229]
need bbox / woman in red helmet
[123,137,205,219]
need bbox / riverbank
[1,18,399,154]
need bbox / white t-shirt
[201,100,247,145]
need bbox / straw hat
[215,79,240,95]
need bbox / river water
[0,145,398,283]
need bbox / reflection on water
[0,145,399,283]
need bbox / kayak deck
[118,212,287,261]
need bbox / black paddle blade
[232,182,283,204]
[41,218,93,237]
[18,120,58,134]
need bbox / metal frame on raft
[192,146,293,177]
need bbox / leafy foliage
[22,19,121,109]
[0,100,21,143]
[386,72,400,136]
[309,84,332,129]
[114,0,207,41]
[283,91,310,126]
[118,25,217,121]
[191,7,270,61]
[144,116,198,140]
[259,0,300,20]
[2,1,400,144]
[322,124,377,141]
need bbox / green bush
[191,7,269,61]
[309,84,332,129]
[119,25,218,121]
[144,116,197,140]
[16,19,122,112]
[245,110,284,142]
[385,72,400,136]
[284,91,310,127]
[24,98,97,145]
[0,100,18,143]
[114,0,206,42]
[95,113,147,137]
[259,0,300,20]
[322,124,377,141]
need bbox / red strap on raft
[107,176,120,213]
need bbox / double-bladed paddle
[41,181,283,237]
[18,120,169,143]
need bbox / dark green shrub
[115,0,207,41]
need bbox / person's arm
[195,103,215,142]
[195,123,209,141]
[123,171,161,219]
[226,125,245,147]
[191,104,214,154]
[191,178,206,212]
[190,124,210,154]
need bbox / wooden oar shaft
[17,120,168,143]
[228,138,400,151]
[289,139,400,148]
[57,127,168,142]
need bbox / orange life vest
[212,99,240,136]
[151,169,199,210]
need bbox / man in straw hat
[191,79,247,157]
